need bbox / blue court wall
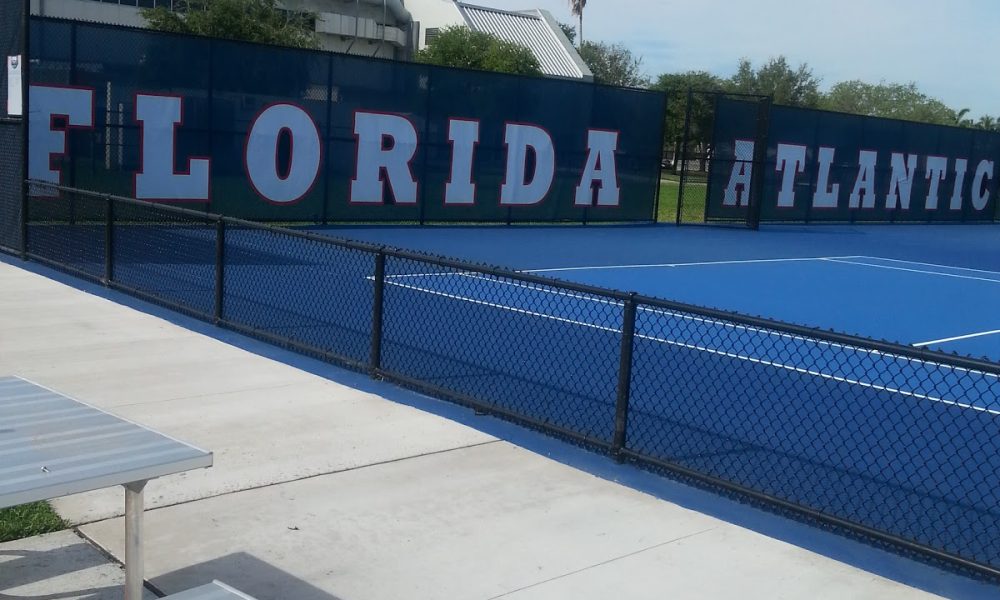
[27,16,665,224]
[706,97,1000,223]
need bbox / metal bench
[162,581,259,599]
[0,376,214,600]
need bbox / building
[28,0,592,80]
[406,0,592,81]
[30,0,417,60]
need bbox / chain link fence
[0,122,23,252]
[14,181,1000,580]
[0,0,24,252]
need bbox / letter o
[245,104,322,204]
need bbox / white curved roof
[455,3,592,80]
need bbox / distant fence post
[612,292,637,461]
[652,88,668,223]
[370,251,386,374]
[19,0,29,258]
[676,89,694,225]
[104,194,114,284]
[747,95,771,230]
[214,218,225,323]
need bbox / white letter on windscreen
[351,111,418,204]
[500,123,555,206]
[575,129,620,207]
[245,104,322,204]
[135,94,210,201]
[28,84,94,197]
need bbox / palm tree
[977,115,998,132]
[569,0,586,45]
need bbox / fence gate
[666,90,770,227]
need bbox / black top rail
[33,180,1000,376]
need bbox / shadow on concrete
[0,541,139,600]
[1,542,106,588]
[151,553,343,600]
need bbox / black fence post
[67,21,77,225]
[652,90,668,223]
[369,251,386,374]
[19,185,28,260]
[104,195,114,284]
[214,217,225,323]
[676,89,694,225]
[321,53,334,226]
[747,95,771,230]
[417,69,432,226]
[19,0,29,259]
[612,293,637,461]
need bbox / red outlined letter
[445,118,479,206]
[500,123,555,206]
[350,111,418,205]
[134,93,210,202]
[244,103,322,205]
[574,129,620,207]
[775,143,806,208]
[28,84,95,198]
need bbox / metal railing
[9,181,1000,581]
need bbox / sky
[473,0,999,118]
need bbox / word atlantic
[28,84,622,206]
[723,140,995,211]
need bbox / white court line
[383,271,458,279]
[525,256,859,274]
[915,330,1000,348]
[376,268,1000,380]
[821,258,1000,285]
[386,279,1000,415]
[378,271,626,307]
[853,256,1000,277]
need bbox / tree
[142,0,318,49]
[974,115,1000,132]
[821,81,959,125]
[417,26,542,77]
[569,0,587,45]
[579,41,647,88]
[558,22,577,45]
[730,56,821,107]
[651,71,728,166]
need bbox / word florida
[28,85,623,207]
[723,140,996,212]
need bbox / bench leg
[124,480,147,600]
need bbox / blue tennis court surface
[317,224,1000,362]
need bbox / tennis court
[320,223,1000,362]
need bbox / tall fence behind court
[670,91,1000,226]
[27,16,664,225]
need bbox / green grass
[657,179,707,223]
[0,501,67,542]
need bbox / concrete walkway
[0,258,990,599]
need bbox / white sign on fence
[7,55,23,117]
